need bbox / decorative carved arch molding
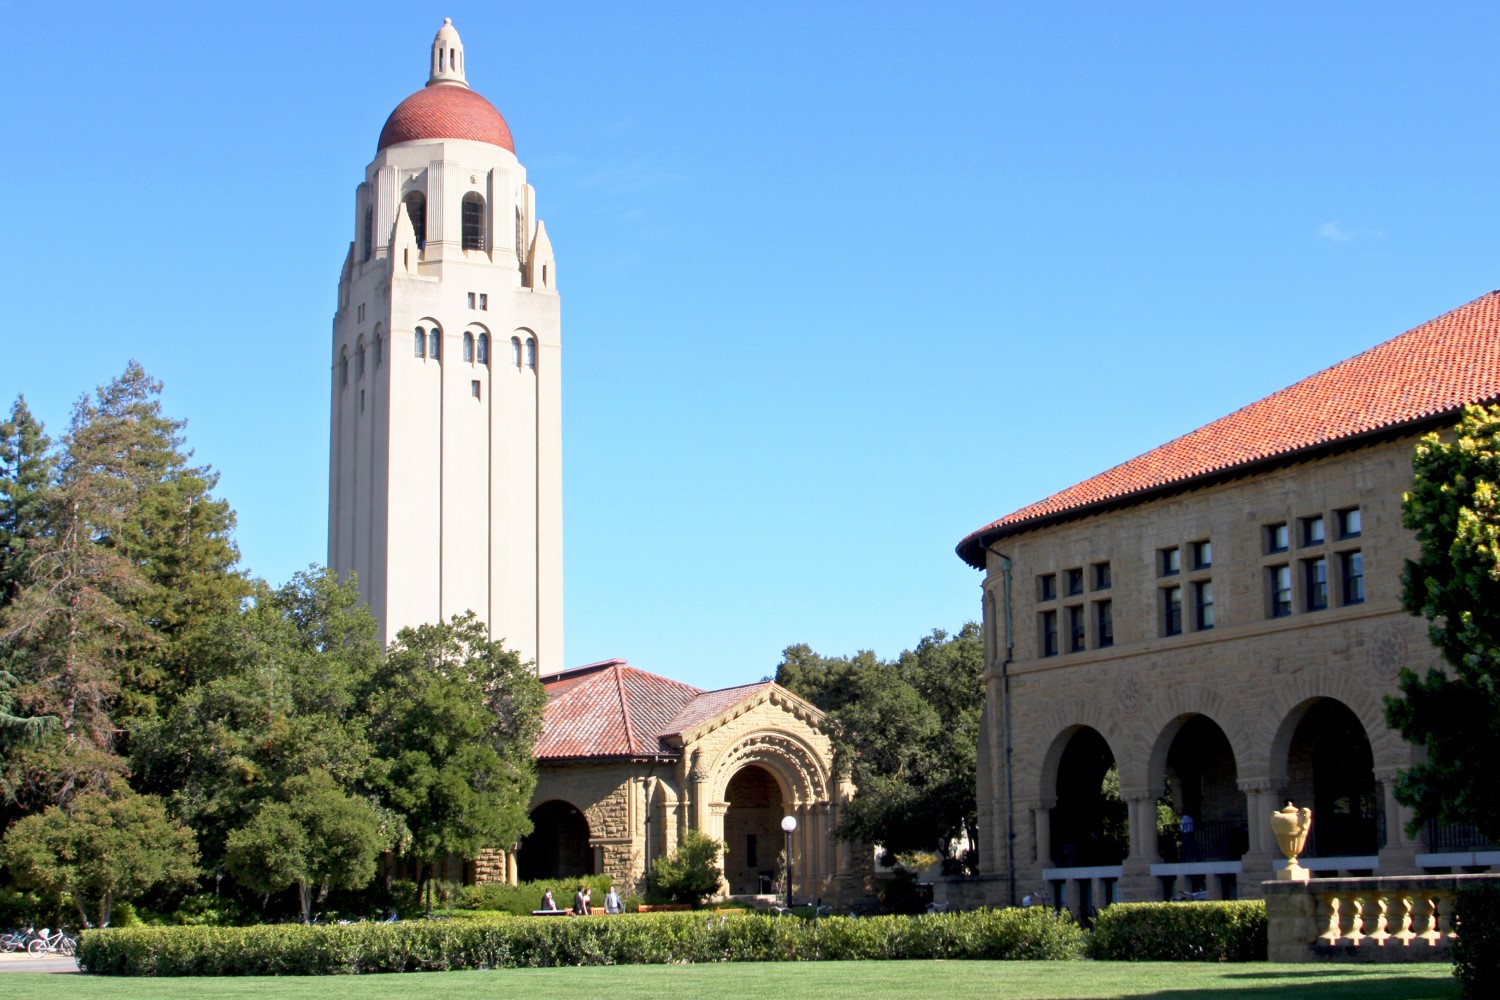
[705,729,831,808]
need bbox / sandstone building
[956,292,1500,915]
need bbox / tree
[647,831,725,905]
[0,396,56,609]
[1,787,199,927]
[225,770,385,923]
[368,613,545,905]
[776,623,983,871]
[1386,403,1500,840]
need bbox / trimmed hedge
[1086,901,1266,961]
[1455,882,1500,999]
[76,908,1085,976]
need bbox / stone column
[1118,792,1160,902]
[1032,800,1056,866]
[1375,768,1419,872]
[1236,779,1278,897]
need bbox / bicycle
[27,928,75,957]
[0,927,36,952]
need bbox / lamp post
[780,814,798,911]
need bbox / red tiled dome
[377,85,514,153]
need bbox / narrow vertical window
[1342,550,1365,605]
[1065,568,1084,596]
[510,337,522,367]
[362,206,373,262]
[1093,562,1111,590]
[1268,523,1289,553]
[1095,600,1113,648]
[374,335,383,369]
[1304,557,1328,610]
[477,333,489,364]
[1270,565,1292,617]
[403,192,427,249]
[471,380,481,400]
[1195,582,1214,630]
[414,328,426,358]
[526,337,537,369]
[1191,540,1212,569]
[1160,547,1181,576]
[339,351,348,388]
[1163,586,1182,636]
[1302,515,1325,547]
[479,293,488,310]
[467,292,476,309]
[356,340,365,378]
[1039,574,1056,601]
[1338,507,1362,538]
[1041,611,1058,658]
[462,194,486,251]
[429,329,441,360]
[1068,605,1085,653]
[463,332,474,362]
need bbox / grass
[0,960,1460,1000]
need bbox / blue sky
[5,1,1499,689]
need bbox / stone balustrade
[1264,873,1499,962]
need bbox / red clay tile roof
[535,661,777,761]
[378,84,515,153]
[957,289,1500,568]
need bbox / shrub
[647,831,724,905]
[1455,882,1500,999]
[457,875,629,915]
[1086,900,1266,961]
[75,907,1085,975]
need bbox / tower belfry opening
[328,19,562,673]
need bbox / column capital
[1237,778,1275,794]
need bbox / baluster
[1419,897,1442,948]
[1437,893,1458,943]
[1394,895,1416,946]
[1367,894,1391,947]
[1345,894,1366,946]
[1319,894,1343,947]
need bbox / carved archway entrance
[722,765,785,894]
[1051,726,1128,867]
[1281,699,1380,858]
[517,800,593,882]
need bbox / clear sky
[5,1,1499,690]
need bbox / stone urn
[1270,802,1313,881]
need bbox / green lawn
[0,961,1460,1000]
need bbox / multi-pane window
[1161,547,1181,576]
[462,332,475,362]
[1338,507,1362,538]
[1066,568,1084,596]
[462,194,486,250]
[1191,540,1212,569]
[1270,565,1292,617]
[428,329,441,359]
[1095,600,1114,648]
[526,337,537,369]
[1094,562,1112,590]
[1302,515,1325,547]
[1041,611,1058,657]
[413,328,426,358]
[511,336,522,367]
[477,333,489,364]
[1195,581,1214,630]
[1163,586,1183,636]
[1039,574,1056,601]
[1068,605,1085,652]
[1268,523,1289,553]
[1304,557,1328,611]
[1342,551,1364,605]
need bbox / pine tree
[0,396,56,609]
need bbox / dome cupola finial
[428,18,467,88]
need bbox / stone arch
[1045,724,1128,868]
[1256,667,1404,781]
[1144,712,1248,863]
[1268,696,1381,858]
[721,764,786,894]
[1137,684,1255,793]
[706,728,829,807]
[517,799,593,882]
[1030,700,1129,797]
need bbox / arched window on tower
[462,194,486,251]
[374,331,384,369]
[526,337,537,370]
[462,332,474,363]
[356,337,366,378]
[403,192,427,250]
[510,336,521,367]
[414,328,426,358]
[477,333,489,365]
[428,328,441,360]
[339,349,349,388]
[362,206,373,262]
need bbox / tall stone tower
[329,19,562,672]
